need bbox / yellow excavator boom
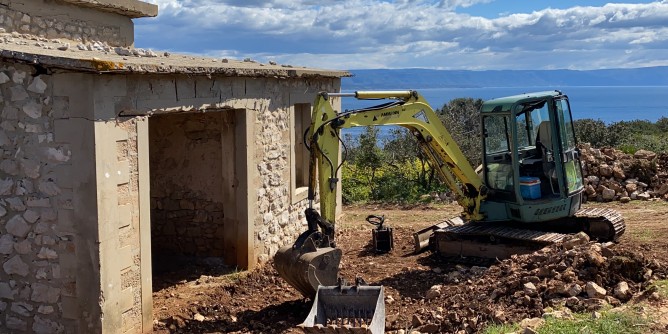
[310,90,486,225]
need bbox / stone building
[0,0,348,333]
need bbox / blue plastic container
[519,176,541,199]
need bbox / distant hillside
[343,67,668,89]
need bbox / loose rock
[586,282,607,299]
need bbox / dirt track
[152,201,668,333]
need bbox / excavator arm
[310,90,486,224]
[275,90,488,298]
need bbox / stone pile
[579,144,668,202]
[393,233,663,333]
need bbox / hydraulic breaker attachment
[274,208,342,299]
[367,215,393,253]
[298,278,385,334]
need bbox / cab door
[554,98,584,194]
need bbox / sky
[136,0,668,71]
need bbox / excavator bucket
[274,242,342,299]
[298,279,385,334]
[274,208,342,299]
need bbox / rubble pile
[397,233,664,333]
[579,144,668,202]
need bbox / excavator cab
[478,91,586,223]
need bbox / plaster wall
[0,0,135,46]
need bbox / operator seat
[536,121,557,194]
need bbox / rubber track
[432,207,626,260]
[440,223,567,244]
[574,207,626,241]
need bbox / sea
[340,85,668,141]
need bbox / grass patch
[483,307,651,334]
[651,280,668,298]
[482,323,519,334]
[628,229,656,243]
[221,267,248,283]
[538,309,649,334]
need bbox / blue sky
[136,1,668,70]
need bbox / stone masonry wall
[0,63,71,332]
[0,1,131,47]
[580,143,668,202]
[255,100,309,262]
[252,81,339,263]
[149,112,226,258]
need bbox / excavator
[274,90,626,302]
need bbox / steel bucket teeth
[299,283,385,334]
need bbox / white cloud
[136,1,668,70]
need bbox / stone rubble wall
[580,143,668,202]
[255,97,295,261]
[253,83,336,264]
[0,63,70,332]
[0,2,130,47]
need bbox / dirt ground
[152,201,668,333]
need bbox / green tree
[573,118,609,147]
[382,128,419,164]
[382,128,443,196]
[657,116,668,133]
[437,97,484,167]
[573,118,668,153]
[341,126,385,203]
[352,126,384,170]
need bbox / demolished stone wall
[580,143,668,202]
[0,63,71,332]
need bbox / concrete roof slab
[0,36,351,79]
[57,0,159,18]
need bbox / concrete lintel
[57,0,158,18]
